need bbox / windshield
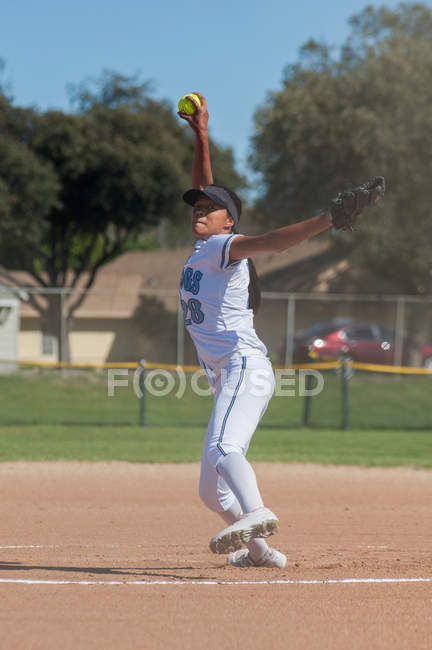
[296,323,340,339]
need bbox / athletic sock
[218,499,242,526]
[216,452,264,515]
[219,497,270,563]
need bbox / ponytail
[247,257,261,316]
[226,190,260,316]
[232,224,261,316]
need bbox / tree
[249,3,432,363]
[0,71,245,361]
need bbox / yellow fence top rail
[3,358,430,374]
[351,361,432,375]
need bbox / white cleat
[209,507,280,554]
[227,547,287,568]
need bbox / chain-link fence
[1,361,431,430]
[5,286,432,369]
[1,285,430,431]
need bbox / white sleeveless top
[179,234,267,370]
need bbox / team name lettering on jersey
[178,236,267,363]
[180,267,203,295]
[180,267,205,325]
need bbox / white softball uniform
[180,234,275,513]
[179,234,267,370]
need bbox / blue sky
[0,0,423,178]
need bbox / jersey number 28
[181,298,205,325]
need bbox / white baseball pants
[198,354,275,513]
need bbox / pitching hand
[177,92,209,133]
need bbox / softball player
[178,94,332,568]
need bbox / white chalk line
[1,545,429,586]
[362,546,390,549]
[0,577,430,586]
[0,545,51,549]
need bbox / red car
[282,322,432,368]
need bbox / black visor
[182,185,241,226]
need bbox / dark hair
[214,185,261,315]
[229,229,260,318]
[246,257,261,316]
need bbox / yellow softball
[178,93,201,115]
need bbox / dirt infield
[1,462,431,650]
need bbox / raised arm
[229,211,332,262]
[177,92,213,189]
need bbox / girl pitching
[178,93,333,568]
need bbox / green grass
[0,425,431,467]
[307,371,432,429]
[2,370,431,429]
[0,370,431,467]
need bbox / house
[5,238,333,365]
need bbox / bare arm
[229,211,332,262]
[192,128,213,189]
[178,92,213,189]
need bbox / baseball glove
[328,176,385,231]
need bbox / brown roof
[101,238,330,285]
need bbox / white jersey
[179,233,268,370]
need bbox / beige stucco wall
[18,331,57,363]
[17,308,178,365]
[18,329,116,364]
[69,331,116,364]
